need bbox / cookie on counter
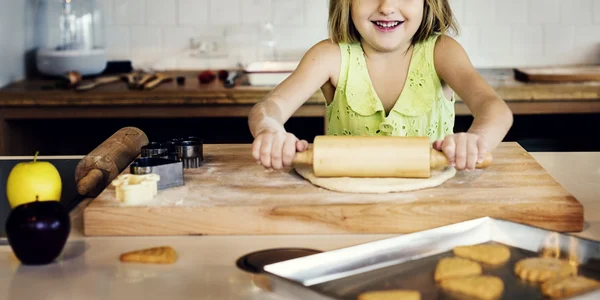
[119,246,178,264]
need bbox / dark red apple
[5,200,70,265]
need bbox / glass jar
[35,0,107,76]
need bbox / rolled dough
[294,165,457,194]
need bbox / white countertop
[1,152,599,300]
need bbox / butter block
[111,174,160,205]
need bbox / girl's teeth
[375,21,399,28]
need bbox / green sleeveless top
[326,34,455,143]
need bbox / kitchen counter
[0,150,599,300]
[0,69,600,116]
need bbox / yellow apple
[6,151,62,208]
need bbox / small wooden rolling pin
[292,136,492,178]
[74,127,149,197]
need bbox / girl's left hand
[432,133,487,171]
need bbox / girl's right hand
[252,130,309,170]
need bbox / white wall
[0,0,29,88]
[102,0,600,70]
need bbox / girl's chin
[364,39,409,53]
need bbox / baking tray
[263,217,600,299]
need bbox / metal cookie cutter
[176,138,203,169]
[130,157,184,190]
[141,142,168,158]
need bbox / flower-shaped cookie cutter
[111,174,160,205]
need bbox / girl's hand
[252,129,308,170]
[432,133,487,171]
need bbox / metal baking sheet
[263,217,600,300]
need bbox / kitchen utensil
[82,143,583,236]
[75,76,122,92]
[122,72,139,89]
[75,127,149,197]
[224,71,239,88]
[136,73,156,89]
[143,73,172,90]
[176,140,203,168]
[292,136,492,178]
[141,142,168,158]
[130,157,184,190]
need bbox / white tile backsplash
[209,0,241,26]
[100,0,600,69]
[454,25,480,57]
[178,0,209,25]
[102,0,115,25]
[114,0,146,25]
[479,26,512,56]
[543,24,575,56]
[304,0,329,28]
[560,0,593,25]
[463,0,495,25]
[495,0,527,25]
[106,26,132,58]
[241,0,272,25]
[163,27,196,51]
[512,25,544,56]
[146,0,177,26]
[528,0,559,24]
[273,0,305,26]
[131,26,164,66]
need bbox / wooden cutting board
[82,143,584,236]
[514,65,600,82]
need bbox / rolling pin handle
[430,149,493,169]
[76,169,105,196]
[292,149,314,166]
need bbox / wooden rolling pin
[292,135,492,178]
[74,127,149,197]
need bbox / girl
[248,0,513,172]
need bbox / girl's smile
[371,20,404,32]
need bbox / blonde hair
[328,0,459,45]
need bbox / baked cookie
[453,244,511,265]
[541,275,600,298]
[440,275,504,300]
[434,257,482,282]
[514,257,577,282]
[119,246,178,264]
[357,290,420,300]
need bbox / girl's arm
[433,35,514,170]
[248,39,340,169]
